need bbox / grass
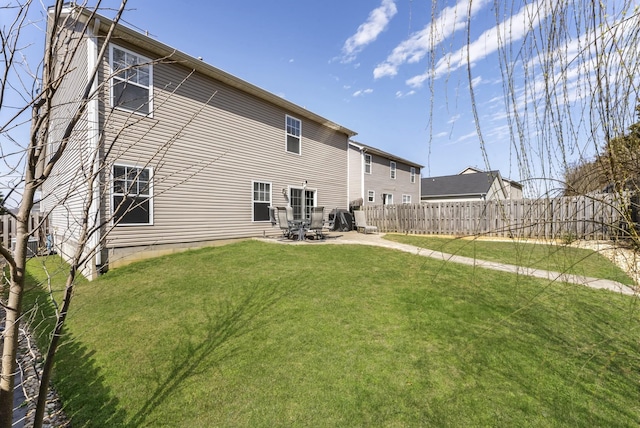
[383,233,636,286]
[23,240,640,427]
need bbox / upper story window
[410,167,416,183]
[252,181,272,222]
[110,45,153,115]
[364,154,372,174]
[390,161,396,179]
[112,164,152,225]
[286,115,301,154]
[367,190,375,203]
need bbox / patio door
[290,187,316,220]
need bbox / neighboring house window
[402,194,411,203]
[286,115,301,154]
[390,161,396,179]
[383,193,393,205]
[112,164,152,225]
[110,45,152,115]
[410,167,416,183]
[367,190,375,203]
[364,154,372,174]
[252,181,271,222]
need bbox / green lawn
[24,240,640,427]
[384,233,636,286]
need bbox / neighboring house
[41,6,356,278]
[348,141,423,207]
[421,167,523,202]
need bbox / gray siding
[100,40,349,249]
[362,154,421,206]
[41,23,91,255]
[348,145,363,204]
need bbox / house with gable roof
[421,167,522,203]
[348,141,423,207]
[41,5,357,278]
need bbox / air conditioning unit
[11,237,39,258]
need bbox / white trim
[402,194,411,204]
[364,153,372,174]
[285,114,302,155]
[367,190,375,203]
[109,44,154,117]
[390,161,397,179]
[251,180,272,222]
[410,167,416,183]
[87,20,101,268]
[111,162,154,226]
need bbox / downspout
[87,17,102,275]
[360,149,365,204]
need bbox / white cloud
[353,88,374,97]
[470,76,483,88]
[342,0,397,63]
[374,0,491,79]
[447,114,461,124]
[395,90,416,98]
[406,0,554,88]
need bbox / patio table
[291,219,309,241]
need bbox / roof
[421,171,502,198]
[349,141,424,168]
[59,6,357,138]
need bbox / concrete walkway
[259,231,638,296]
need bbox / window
[383,193,393,205]
[410,167,416,183]
[110,45,152,115]
[364,154,372,174]
[390,161,396,179]
[290,187,315,220]
[286,115,301,154]
[112,164,152,225]
[402,194,411,204]
[252,181,272,222]
[367,190,375,203]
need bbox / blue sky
[2,0,638,204]
[106,0,518,179]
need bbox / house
[41,6,356,278]
[421,167,523,202]
[348,141,423,207]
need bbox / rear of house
[41,6,356,278]
[348,141,422,207]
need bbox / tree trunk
[0,217,30,428]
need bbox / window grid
[367,190,375,203]
[252,181,272,222]
[390,161,396,179]
[112,164,152,225]
[364,154,372,174]
[110,45,152,115]
[410,167,416,183]
[402,194,411,204]
[286,115,301,154]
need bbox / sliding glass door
[290,188,316,220]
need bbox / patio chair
[309,206,326,240]
[269,207,277,226]
[353,210,378,234]
[276,206,295,239]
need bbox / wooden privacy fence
[0,213,48,254]
[363,194,629,240]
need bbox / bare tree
[421,0,640,239]
[0,2,218,426]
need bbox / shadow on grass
[126,281,290,427]
[22,270,127,427]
